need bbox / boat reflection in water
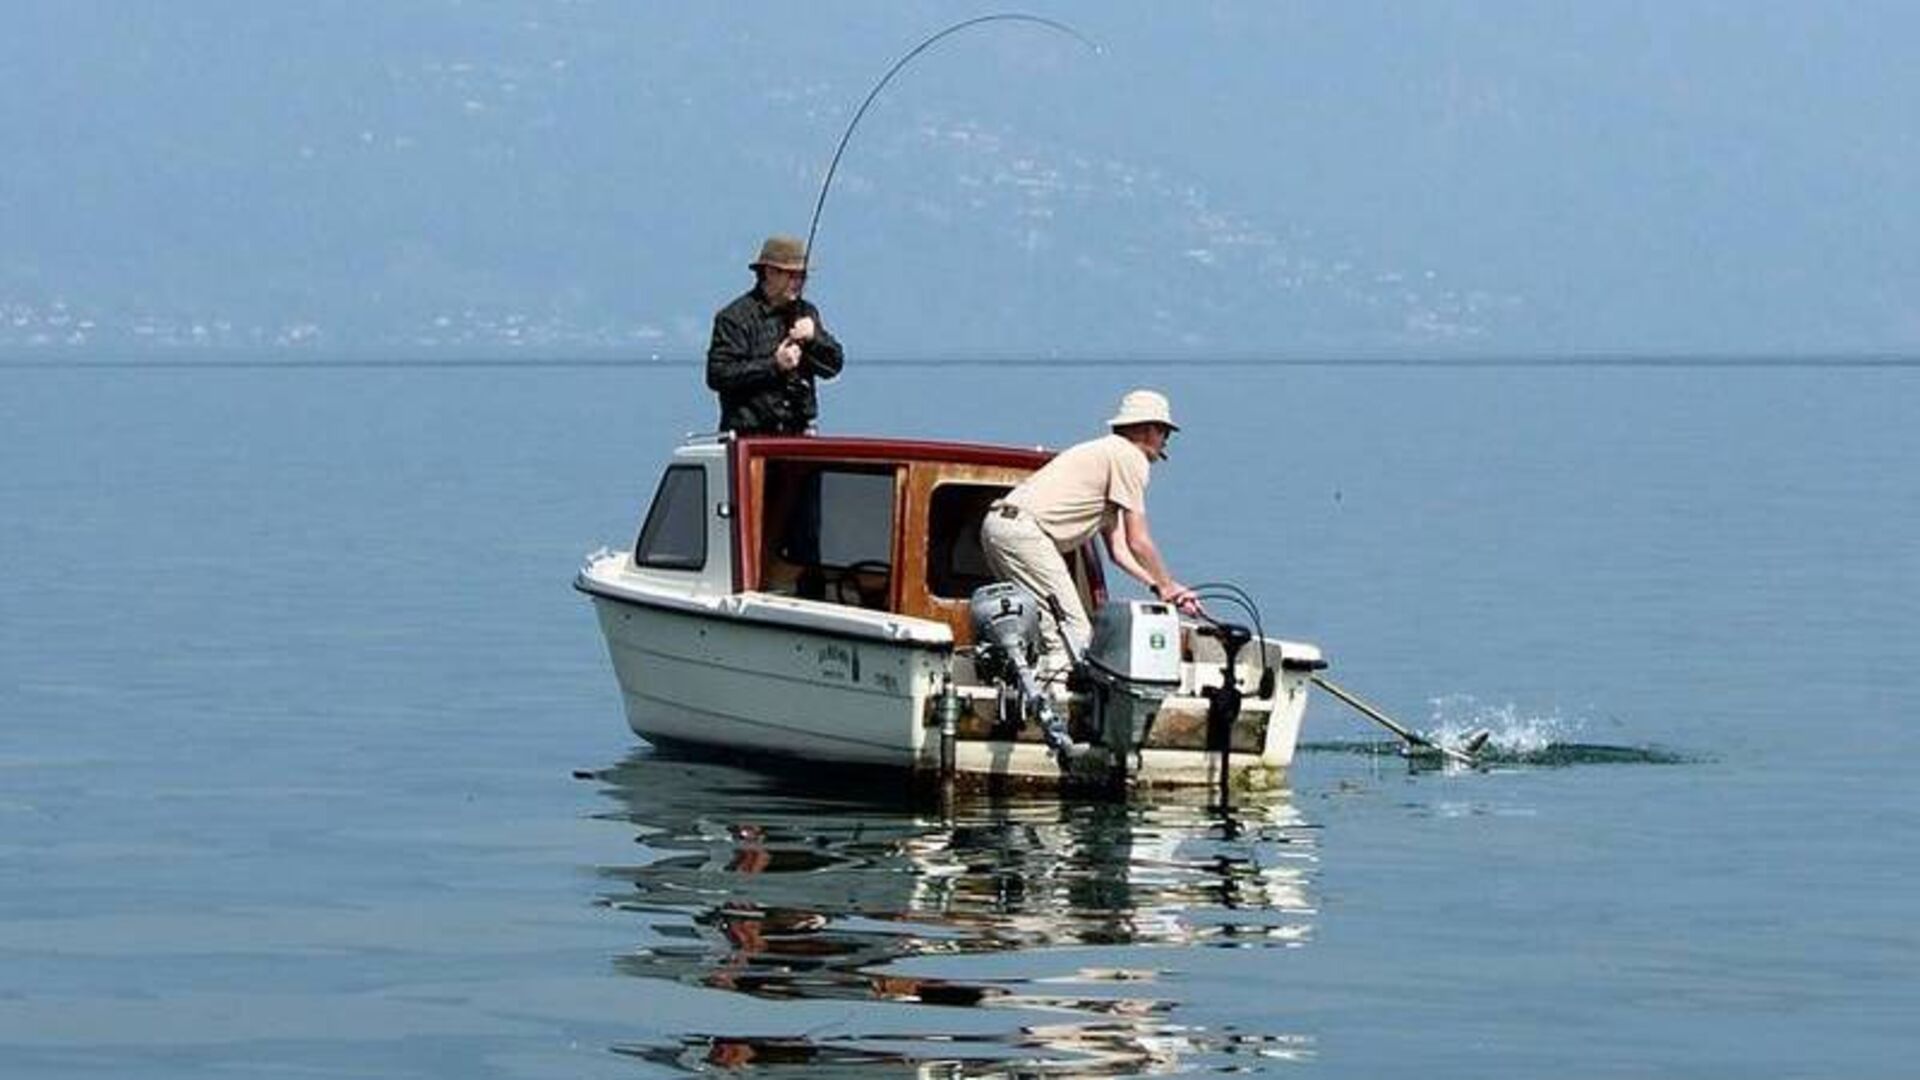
[589,746,1319,1075]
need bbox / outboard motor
[968,583,1076,764]
[1081,600,1183,770]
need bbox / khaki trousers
[980,507,1089,680]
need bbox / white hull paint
[589,590,944,769]
[583,554,1313,787]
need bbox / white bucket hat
[1107,389,1179,431]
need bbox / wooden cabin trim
[723,434,1108,642]
[898,461,1030,646]
[886,462,909,614]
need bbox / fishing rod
[802,13,1100,270]
[1311,674,1484,766]
[1190,582,1489,765]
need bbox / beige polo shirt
[1004,433,1150,552]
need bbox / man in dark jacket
[706,235,845,435]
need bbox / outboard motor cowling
[968,583,1077,765]
[968,582,1041,683]
[1081,601,1184,770]
[1085,601,1181,688]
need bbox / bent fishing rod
[802,13,1100,271]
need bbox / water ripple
[584,747,1319,1072]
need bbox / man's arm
[1115,506,1201,615]
[706,308,781,392]
[1102,515,1154,588]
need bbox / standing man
[706,234,844,435]
[981,389,1204,681]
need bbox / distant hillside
[3,4,1915,359]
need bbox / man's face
[760,266,806,307]
[1121,418,1167,461]
[1140,423,1173,461]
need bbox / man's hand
[787,315,816,344]
[774,339,803,372]
[1156,580,1204,618]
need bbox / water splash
[1302,694,1694,767]
[1426,693,1570,756]
[1425,694,1695,765]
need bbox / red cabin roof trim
[732,434,1054,471]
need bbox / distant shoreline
[3,352,1918,370]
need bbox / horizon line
[3,352,1919,371]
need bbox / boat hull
[588,592,945,770]
[577,434,1323,789]
[585,585,1309,788]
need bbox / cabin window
[759,461,896,608]
[633,465,707,570]
[925,482,1013,599]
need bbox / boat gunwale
[576,564,957,651]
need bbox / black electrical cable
[1189,581,1271,690]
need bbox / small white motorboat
[576,433,1328,788]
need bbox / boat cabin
[627,434,1107,647]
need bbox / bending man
[981,389,1203,681]
[706,234,844,435]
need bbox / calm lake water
[4,359,1917,1077]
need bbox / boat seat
[759,558,826,600]
[762,558,887,609]
[831,560,892,611]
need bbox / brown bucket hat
[749,234,809,273]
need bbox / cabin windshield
[757,460,897,609]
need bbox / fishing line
[802,13,1100,269]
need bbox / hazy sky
[3,2,1915,358]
